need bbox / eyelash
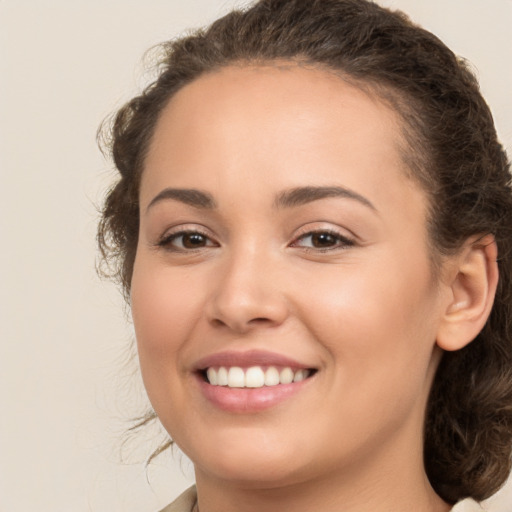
[157,229,218,251]
[290,229,355,252]
[157,228,355,253]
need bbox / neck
[195,477,449,512]
[193,419,451,512]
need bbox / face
[131,65,449,489]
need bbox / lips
[195,349,313,369]
[194,350,317,412]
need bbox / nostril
[210,316,273,329]
[212,318,225,327]
[250,317,272,324]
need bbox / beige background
[1,1,511,511]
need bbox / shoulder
[158,486,197,512]
[451,498,485,512]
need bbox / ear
[436,234,499,352]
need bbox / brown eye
[310,232,338,248]
[182,233,208,248]
[158,230,217,251]
[292,230,355,251]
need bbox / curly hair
[97,0,512,503]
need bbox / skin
[131,64,460,512]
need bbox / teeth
[279,367,294,384]
[205,366,311,388]
[217,366,228,386]
[206,367,217,385]
[228,367,245,388]
[293,369,307,382]
[245,366,265,388]
[264,366,280,386]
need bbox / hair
[97,0,512,504]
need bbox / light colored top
[159,486,485,512]
[159,486,197,512]
[452,499,485,512]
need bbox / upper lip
[194,349,315,371]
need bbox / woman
[97,0,512,510]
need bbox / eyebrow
[146,185,376,213]
[146,188,217,212]
[274,186,376,211]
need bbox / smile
[205,366,313,388]
[194,350,318,412]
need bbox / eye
[158,230,218,251]
[291,230,355,251]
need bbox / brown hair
[98,0,512,503]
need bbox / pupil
[312,233,335,247]
[184,233,206,248]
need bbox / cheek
[131,261,200,353]
[299,252,439,385]
[130,259,206,410]
[130,259,210,423]
[301,264,439,442]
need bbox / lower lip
[196,374,313,413]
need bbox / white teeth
[264,366,280,386]
[293,369,306,382]
[206,367,217,385]
[245,367,265,388]
[217,366,228,386]
[205,365,312,388]
[227,367,245,388]
[279,367,294,384]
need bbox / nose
[206,250,290,333]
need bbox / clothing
[452,499,485,512]
[159,486,485,512]
[159,486,197,512]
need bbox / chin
[200,460,309,490]
[186,431,311,487]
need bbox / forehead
[142,63,424,217]
[148,63,405,157]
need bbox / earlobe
[436,234,499,352]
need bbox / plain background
[1,1,511,511]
